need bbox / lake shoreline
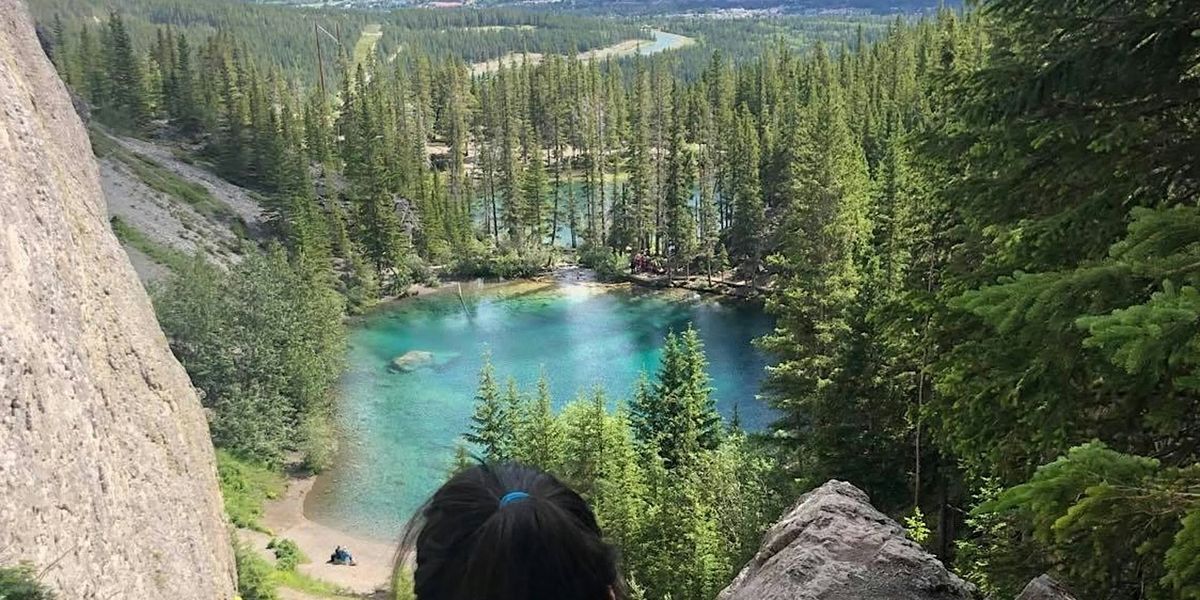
[304,265,772,563]
[257,471,399,597]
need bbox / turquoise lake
[309,274,774,538]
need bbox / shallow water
[638,29,693,55]
[310,276,774,538]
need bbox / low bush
[216,451,285,531]
[234,540,278,600]
[0,564,54,600]
[450,247,550,279]
[578,245,627,282]
[266,538,306,572]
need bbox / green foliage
[951,479,1013,597]
[630,327,720,468]
[154,247,346,465]
[298,413,338,474]
[392,567,416,600]
[979,443,1200,599]
[449,247,552,279]
[904,507,931,546]
[234,540,278,600]
[463,331,782,600]
[41,1,1200,595]
[0,565,54,600]
[109,216,192,273]
[578,244,627,282]
[464,353,510,462]
[216,450,285,532]
[266,538,306,572]
[270,570,351,598]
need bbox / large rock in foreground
[719,481,975,600]
[1017,575,1077,600]
[0,1,236,597]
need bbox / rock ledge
[719,480,975,600]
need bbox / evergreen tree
[727,106,763,278]
[102,11,147,130]
[663,106,697,278]
[465,353,508,462]
[513,370,565,471]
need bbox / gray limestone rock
[719,480,976,600]
[0,1,236,596]
[1017,575,1078,600]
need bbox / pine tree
[513,370,566,471]
[520,134,550,249]
[465,353,508,462]
[631,328,720,468]
[102,11,147,130]
[663,106,697,278]
[727,105,764,278]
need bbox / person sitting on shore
[399,462,624,600]
[329,545,355,566]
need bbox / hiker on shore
[329,545,355,566]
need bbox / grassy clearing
[110,216,192,273]
[273,570,358,599]
[353,23,383,68]
[217,450,286,533]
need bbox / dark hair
[399,463,624,600]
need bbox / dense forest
[36,0,1200,598]
[482,0,953,15]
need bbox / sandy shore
[259,476,399,596]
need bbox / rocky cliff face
[0,0,237,597]
[719,481,976,600]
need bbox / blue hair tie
[499,491,531,508]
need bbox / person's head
[400,463,623,600]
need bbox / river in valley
[308,273,774,539]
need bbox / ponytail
[399,463,625,600]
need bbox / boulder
[391,350,435,372]
[0,1,235,597]
[1017,575,1077,600]
[719,480,975,600]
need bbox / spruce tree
[465,353,508,462]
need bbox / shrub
[450,247,550,279]
[266,538,306,572]
[578,245,627,282]
[405,255,440,288]
[0,564,53,600]
[216,451,285,531]
[234,541,278,600]
[298,414,337,474]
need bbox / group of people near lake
[630,252,664,275]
